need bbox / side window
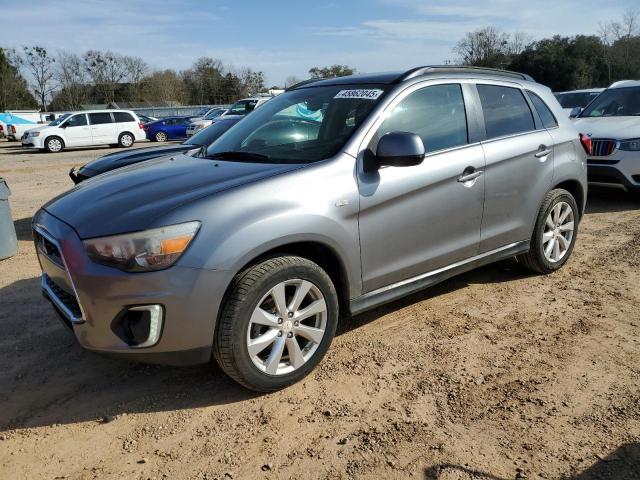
[374,84,468,154]
[477,84,535,139]
[88,112,113,125]
[65,114,87,127]
[113,112,135,123]
[527,91,558,129]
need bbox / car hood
[44,154,304,238]
[572,116,640,139]
[78,144,197,176]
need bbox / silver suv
[33,66,588,391]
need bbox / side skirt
[349,241,530,316]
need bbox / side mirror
[365,132,425,172]
[569,107,583,118]
[59,123,67,128]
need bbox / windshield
[49,113,71,126]
[204,109,225,120]
[555,92,600,109]
[206,85,387,163]
[186,118,241,146]
[580,87,640,117]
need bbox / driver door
[357,83,486,292]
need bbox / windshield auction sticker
[334,89,384,100]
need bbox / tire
[118,132,135,148]
[44,136,64,153]
[518,188,579,274]
[154,131,167,142]
[214,256,339,392]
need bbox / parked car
[22,110,145,152]
[186,108,228,137]
[143,116,199,142]
[137,114,158,123]
[33,66,587,392]
[223,96,271,116]
[572,80,640,193]
[554,89,603,117]
[69,116,243,183]
[8,123,38,141]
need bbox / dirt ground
[0,139,639,480]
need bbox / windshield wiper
[206,151,272,162]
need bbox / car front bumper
[587,150,640,192]
[33,209,231,365]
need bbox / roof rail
[285,78,323,91]
[397,66,535,83]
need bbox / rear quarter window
[113,112,135,123]
[527,91,558,129]
[477,84,535,139]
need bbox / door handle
[457,167,484,183]
[535,145,552,158]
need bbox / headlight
[619,138,640,151]
[31,132,40,137]
[83,221,200,272]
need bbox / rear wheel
[154,131,167,142]
[214,256,339,392]
[518,188,579,273]
[118,132,134,148]
[44,136,64,153]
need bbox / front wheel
[118,132,134,148]
[518,188,579,273]
[44,136,64,153]
[214,256,339,392]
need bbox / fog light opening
[114,305,164,348]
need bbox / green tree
[308,65,356,79]
[0,48,37,111]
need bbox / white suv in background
[22,110,145,153]
[572,80,640,193]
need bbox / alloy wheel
[542,201,574,263]
[48,138,62,152]
[121,134,133,146]
[246,279,327,376]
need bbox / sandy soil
[0,139,639,480]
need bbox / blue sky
[1,0,634,86]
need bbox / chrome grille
[590,139,617,157]
[34,231,63,266]
[44,274,83,319]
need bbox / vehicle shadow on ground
[13,216,33,241]
[338,259,534,335]
[586,187,640,214]
[0,260,534,432]
[422,442,640,479]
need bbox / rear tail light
[10,125,16,134]
[579,133,592,156]
[139,122,145,130]
[0,124,3,132]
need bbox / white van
[21,110,146,152]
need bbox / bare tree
[83,50,126,104]
[285,75,302,88]
[507,31,533,56]
[22,46,56,111]
[599,8,640,81]
[122,55,149,101]
[454,26,510,67]
[55,50,89,110]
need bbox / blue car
[144,116,199,142]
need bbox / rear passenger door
[88,112,117,144]
[358,82,486,292]
[475,83,554,252]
